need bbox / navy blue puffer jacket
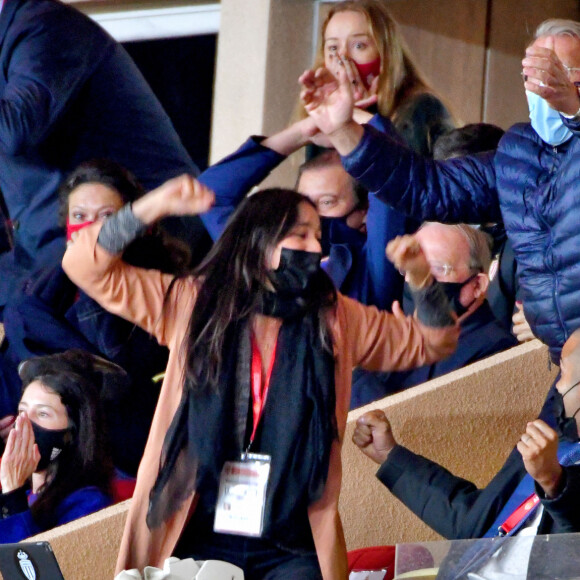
[342,121,580,363]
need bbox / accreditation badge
[214,453,271,537]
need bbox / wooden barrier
[341,340,557,548]
[20,341,556,579]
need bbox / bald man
[353,330,580,576]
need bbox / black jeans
[175,529,322,580]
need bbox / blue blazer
[0,0,198,309]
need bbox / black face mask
[262,248,323,318]
[270,247,322,295]
[31,421,72,471]
[319,211,366,256]
[553,379,580,442]
[438,274,478,317]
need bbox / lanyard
[249,333,278,445]
[498,493,540,536]
[498,441,580,536]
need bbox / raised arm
[300,66,501,224]
[62,176,214,345]
[336,234,458,371]
[353,410,525,540]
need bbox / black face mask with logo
[31,421,72,471]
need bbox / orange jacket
[62,223,458,580]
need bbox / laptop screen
[0,541,65,580]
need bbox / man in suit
[353,329,580,576]
[0,0,202,315]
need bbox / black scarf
[146,312,337,550]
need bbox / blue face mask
[526,90,573,146]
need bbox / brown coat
[62,224,458,580]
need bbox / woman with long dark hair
[0,350,115,541]
[63,175,458,579]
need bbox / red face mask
[66,218,94,241]
[353,57,381,90]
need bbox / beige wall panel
[27,500,129,580]
[210,0,271,162]
[259,1,317,188]
[211,0,315,189]
[484,0,580,128]
[340,340,557,548]
[386,0,489,124]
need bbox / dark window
[124,34,217,171]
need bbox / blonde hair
[315,0,434,119]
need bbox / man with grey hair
[351,222,517,408]
[300,17,580,374]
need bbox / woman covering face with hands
[306,0,454,156]
[0,350,115,543]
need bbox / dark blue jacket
[0,486,111,543]
[343,121,580,362]
[351,301,517,408]
[378,444,580,540]
[0,0,198,310]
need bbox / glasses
[430,263,482,278]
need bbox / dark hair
[178,188,337,391]
[60,159,190,274]
[433,123,505,160]
[296,150,369,211]
[18,350,115,529]
[58,159,144,227]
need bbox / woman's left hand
[0,413,40,493]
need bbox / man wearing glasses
[351,222,517,408]
[300,18,580,380]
